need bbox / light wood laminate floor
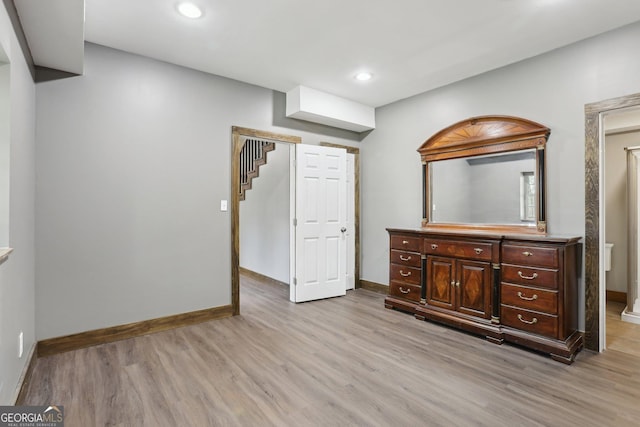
[606,301,640,357]
[23,275,640,426]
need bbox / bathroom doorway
[604,107,640,356]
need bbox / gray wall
[361,21,640,331]
[604,130,640,293]
[35,42,359,340]
[240,143,290,284]
[0,7,36,404]
[0,63,9,246]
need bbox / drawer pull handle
[451,281,455,286]
[402,240,409,245]
[431,244,438,249]
[517,314,538,325]
[399,255,412,261]
[399,287,410,294]
[474,248,483,254]
[522,251,533,257]
[455,281,460,287]
[517,291,538,301]
[400,270,411,277]
[517,271,538,280]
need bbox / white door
[291,144,347,302]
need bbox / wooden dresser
[388,233,423,312]
[385,228,583,363]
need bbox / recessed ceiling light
[354,72,373,82]
[177,2,203,19]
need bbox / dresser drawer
[501,305,558,339]
[390,264,421,285]
[390,249,421,267]
[389,281,421,302]
[502,244,559,268]
[424,239,493,262]
[501,265,558,289]
[501,283,558,314]
[390,235,422,252]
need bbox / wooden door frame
[231,127,301,315]
[231,128,361,314]
[584,92,640,350]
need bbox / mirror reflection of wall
[430,149,536,225]
[430,155,472,223]
[0,57,10,247]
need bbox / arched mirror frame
[418,115,550,235]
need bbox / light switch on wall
[220,200,228,211]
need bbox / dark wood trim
[240,267,288,287]
[606,290,627,304]
[584,109,600,351]
[13,343,37,405]
[584,92,640,351]
[420,256,427,301]
[418,116,549,160]
[359,279,388,295]
[37,305,233,357]
[232,131,242,315]
[420,222,543,235]
[319,142,359,155]
[2,0,36,80]
[232,127,301,315]
[232,126,302,144]
[320,142,361,289]
[492,264,500,323]
[421,163,427,220]
[537,147,546,226]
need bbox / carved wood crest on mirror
[418,115,550,234]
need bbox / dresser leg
[550,353,575,365]
[414,314,426,321]
[486,335,503,345]
[384,303,393,309]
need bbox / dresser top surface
[386,227,581,244]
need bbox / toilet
[605,243,614,272]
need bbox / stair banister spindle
[239,139,275,201]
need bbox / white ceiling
[14,0,84,74]
[13,0,640,108]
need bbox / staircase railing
[240,138,275,200]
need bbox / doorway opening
[239,138,293,289]
[603,108,640,356]
[585,92,640,351]
[231,127,360,314]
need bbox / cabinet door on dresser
[425,257,492,319]
[457,260,492,319]
[426,256,455,310]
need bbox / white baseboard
[621,306,640,325]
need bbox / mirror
[431,149,536,225]
[418,116,549,234]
